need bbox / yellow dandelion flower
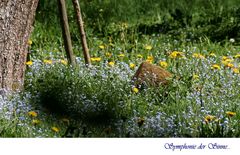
[91,57,101,62]
[193,74,199,80]
[234,54,240,59]
[132,87,139,93]
[60,60,68,65]
[209,53,216,57]
[222,56,228,61]
[222,59,234,68]
[211,64,221,70]
[222,56,233,62]
[225,58,233,63]
[28,111,37,117]
[221,60,228,66]
[105,52,112,57]
[192,53,205,59]
[28,40,32,45]
[146,56,154,63]
[159,61,168,68]
[129,63,135,69]
[226,111,236,117]
[43,59,53,64]
[26,61,33,66]
[99,45,105,49]
[137,54,143,59]
[118,54,125,57]
[204,115,215,123]
[145,45,152,50]
[108,61,115,67]
[51,127,60,132]
[169,51,184,59]
[32,119,40,125]
[226,63,234,68]
[232,68,239,74]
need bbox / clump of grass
[25,62,134,124]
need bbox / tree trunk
[0,0,39,91]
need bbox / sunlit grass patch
[20,35,240,137]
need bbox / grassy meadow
[1,0,240,137]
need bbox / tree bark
[0,0,39,91]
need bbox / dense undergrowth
[1,0,240,137]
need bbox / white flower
[229,38,235,43]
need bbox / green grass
[1,0,240,137]
[2,34,240,137]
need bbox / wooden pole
[72,0,91,66]
[58,0,76,66]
